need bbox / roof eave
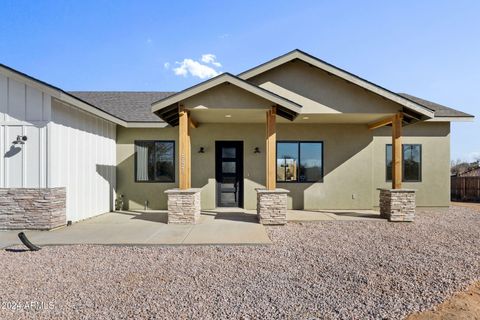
[427,116,475,122]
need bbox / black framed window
[386,144,422,182]
[135,141,175,182]
[277,141,323,182]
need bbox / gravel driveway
[1,206,479,319]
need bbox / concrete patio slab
[286,209,382,221]
[0,210,270,248]
[0,208,384,248]
[184,209,270,244]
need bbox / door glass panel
[216,142,242,207]
[222,147,236,158]
[222,161,236,174]
[220,193,235,204]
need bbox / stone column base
[256,188,289,225]
[378,188,416,222]
[165,188,201,224]
[0,187,66,230]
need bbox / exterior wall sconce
[254,147,260,154]
[198,147,205,153]
[13,135,27,145]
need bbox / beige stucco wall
[372,122,451,207]
[183,83,273,110]
[117,126,178,211]
[116,121,450,211]
[116,124,266,211]
[277,123,373,209]
[249,59,402,115]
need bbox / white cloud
[146,38,153,44]
[173,59,219,79]
[163,62,170,69]
[171,54,222,79]
[201,54,222,67]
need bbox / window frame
[276,140,324,183]
[134,140,176,183]
[385,144,422,183]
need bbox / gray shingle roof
[69,91,175,122]
[398,93,473,118]
[68,91,473,123]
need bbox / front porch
[145,71,436,225]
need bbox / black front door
[215,141,243,207]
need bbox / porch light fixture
[302,116,309,120]
[254,147,260,154]
[198,147,205,153]
[13,135,27,145]
[225,114,232,118]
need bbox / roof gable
[151,73,302,125]
[247,58,405,116]
[0,64,126,125]
[238,50,435,119]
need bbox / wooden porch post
[266,106,276,190]
[179,105,191,189]
[392,112,403,189]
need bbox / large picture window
[135,141,175,182]
[277,141,323,182]
[386,144,422,182]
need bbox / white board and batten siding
[49,100,116,221]
[0,74,50,189]
[0,72,117,222]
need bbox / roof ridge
[68,90,176,93]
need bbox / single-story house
[0,50,474,229]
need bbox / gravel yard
[1,206,479,320]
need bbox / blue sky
[1,0,478,161]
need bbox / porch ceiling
[189,109,271,123]
[188,110,399,124]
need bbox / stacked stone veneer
[256,188,289,225]
[165,188,201,224]
[379,188,416,222]
[0,188,66,230]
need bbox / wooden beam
[392,112,403,189]
[186,118,191,188]
[368,116,393,130]
[266,106,276,190]
[179,106,191,189]
[188,115,198,128]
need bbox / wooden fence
[451,176,480,202]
